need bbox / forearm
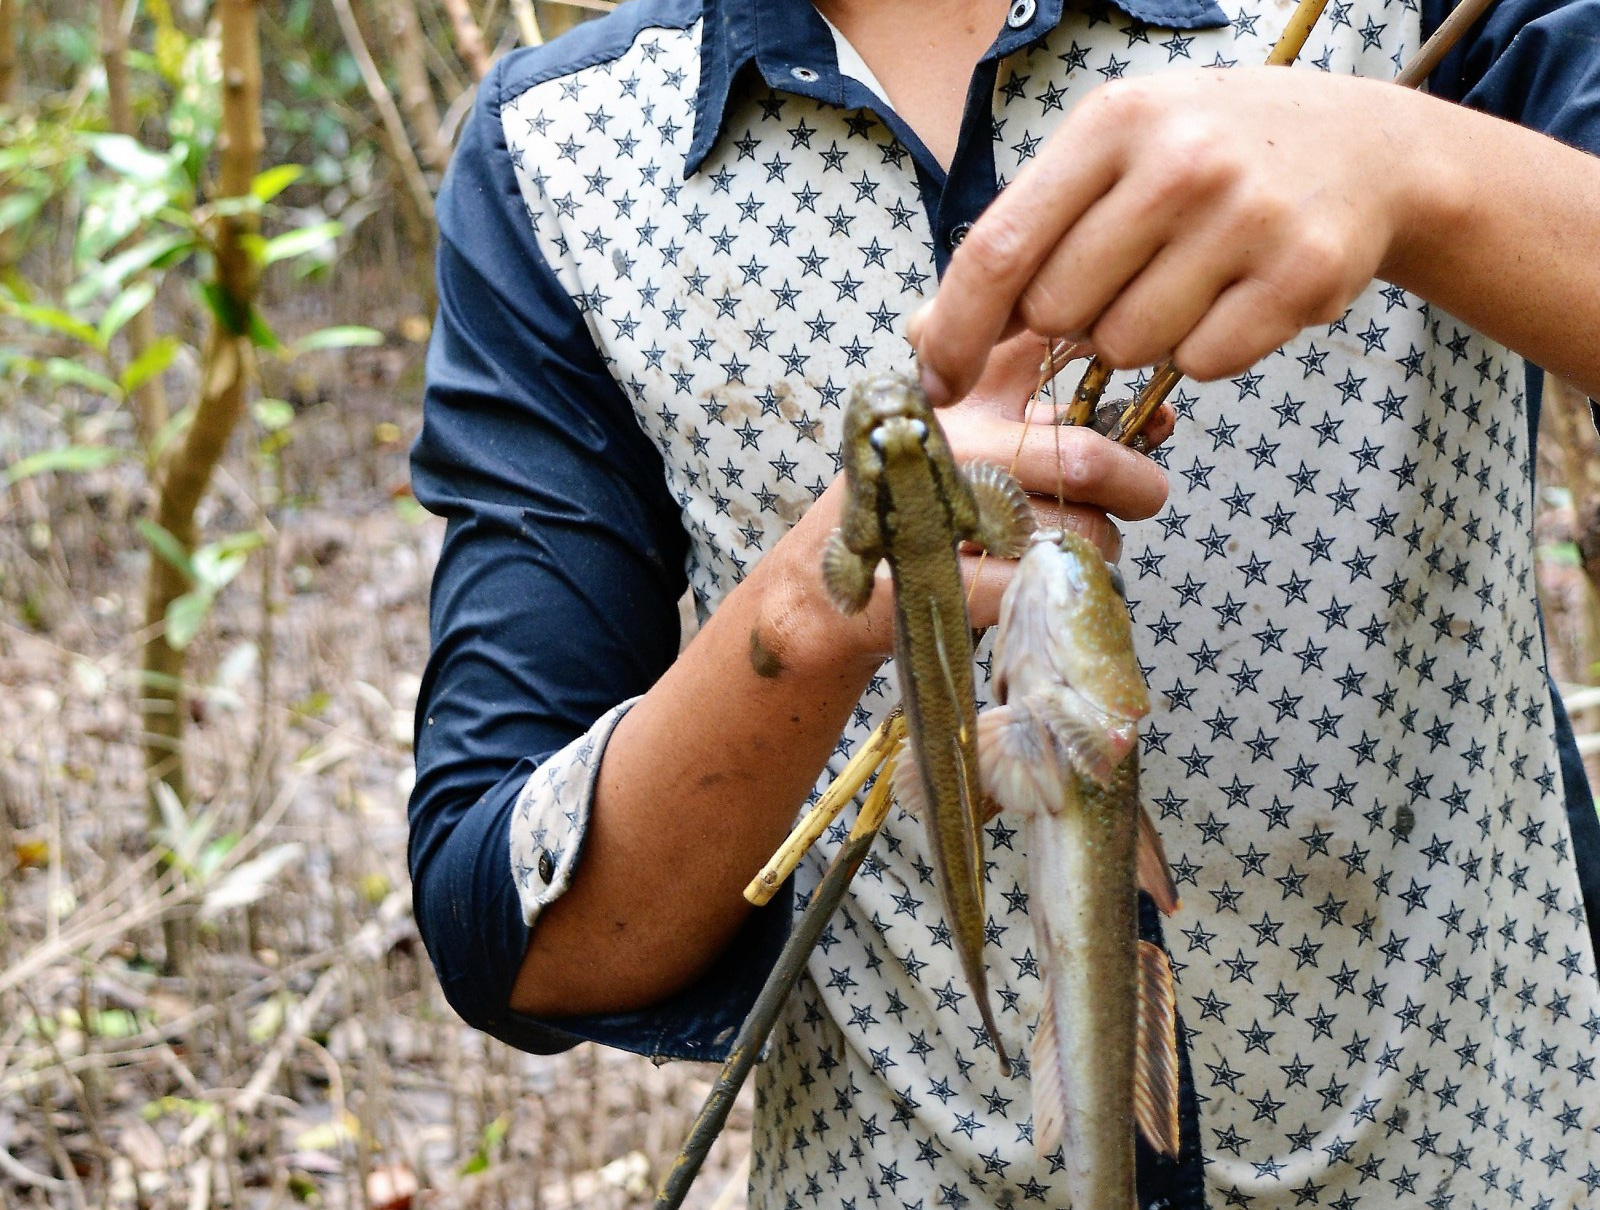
[509,508,884,1016]
[1382,86,1600,400]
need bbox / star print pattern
[501,7,1600,1209]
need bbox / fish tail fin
[1135,939,1181,1159]
[1138,803,1182,915]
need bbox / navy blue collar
[686,0,1227,176]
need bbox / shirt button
[1007,0,1037,28]
[790,65,820,83]
[947,222,972,249]
[537,849,556,882]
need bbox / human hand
[756,334,1169,671]
[909,68,1428,404]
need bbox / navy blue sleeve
[1425,0,1600,154]
[408,51,787,1058]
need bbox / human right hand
[754,333,1169,676]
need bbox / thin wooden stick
[1393,0,1496,87]
[744,713,903,905]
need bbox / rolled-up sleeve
[409,53,699,1055]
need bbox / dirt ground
[0,268,750,1209]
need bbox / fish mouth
[866,415,930,461]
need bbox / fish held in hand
[823,371,1033,1075]
[978,529,1182,1207]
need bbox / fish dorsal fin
[1031,979,1068,1158]
[1134,939,1181,1159]
[927,596,969,746]
[949,731,985,912]
[1138,804,1182,915]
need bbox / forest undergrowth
[0,265,750,1210]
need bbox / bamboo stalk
[744,713,903,905]
[330,0,436,238]
[381,0,448,174]
[441,0,491,81]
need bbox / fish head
[994,528,1150,730]
[845,372,939,473]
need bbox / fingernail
[918,359,953,408]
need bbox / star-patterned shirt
[409,1,1600,1206]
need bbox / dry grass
[0,303,749,1209]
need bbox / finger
[961,331,1063,419]
[959,509,1122,629]
[950,419,1168,521]
[908,129,1123,405]
[1170,275,1320,382]
[1007,178,1179,344]
[1083,227,1240,370]
[1138,403,1178,450]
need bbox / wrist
[1375,86,1477,292]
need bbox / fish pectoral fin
[1035,693,1125,787]
[962,461,1035,557]
[821,528,877,614]
[1138,804,1182,915]
[1031,979,1069,1159]
[890,755,929,820]
[1135,939,1181,1159]
[976,704,1062,819]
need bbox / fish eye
[869,428,889,454]
[1106,563,1127,599]
[907,418,928,443]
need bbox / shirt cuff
[509,697,637,928]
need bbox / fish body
[978,529,1180,1207]
[823,372,1032,1073]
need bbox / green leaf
[0,191,44,235]
[98,281,157,344]
[44,358,122,397]
[121,336,181,395]
[4,444,125,485]
[137,519,196,583]
[192,531,262,592]
[67,232,193,306]
[258,222,342,266]
[164,589,211,651]
[2,301,104,350]
[200,843,303,918]
[246,307,280,351]
[88,133,175,183]
[286,325,383,358]
[250,165,304,203]
[198,282,248,336]
[252,398,295,432]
